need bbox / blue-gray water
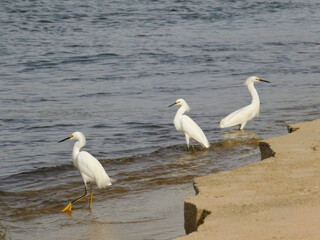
[1,1,320,239]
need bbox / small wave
[79,92,113,98]
[92,123,114,129]
[25,123,77,130]
[124,121,167,130]
[91,216,166,225]
[0,164,75,193]
[60,53,119,65]
[2,164,73,180]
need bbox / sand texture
[175,119,320,240]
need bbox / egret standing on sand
[169,98,210,149]
[58,131,112,212]
[220,76,270,130]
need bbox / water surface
[1,1,320,239]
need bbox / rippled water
[1,0,320,239]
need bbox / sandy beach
[175,119,320,240]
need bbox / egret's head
[245,76,270,85]
[58,131,86,143]
[175,98,185,106]
[169,98,184,107]
[168,98,191,112]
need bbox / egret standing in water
[169,98,210,150]
[220,76,270,130]
[58,131,112,212]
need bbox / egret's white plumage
[220,76,270,130]
[169,98,209,149]
[59,131,112,212]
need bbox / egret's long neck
[72,142,80,163]
[173,105,188,131]
[175,105,188,118]
[72,139,85,162]
[248,82,260,106]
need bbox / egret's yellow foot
[62,203,72,212]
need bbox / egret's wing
[76,151,112,188]
[181,115,209,148]
[220,105,256,128]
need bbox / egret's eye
[176,101,180,104]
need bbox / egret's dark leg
[89,183,93,209]
[71,184,88,204]
[191,141,195,152]
[62,183,88,212]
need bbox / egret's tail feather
[220,119,227,128]
[202,138,210,149]
[110,177,117,184]
[95,170,112,188]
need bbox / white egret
[58,131,112,212]
[169,98,210,149]
[220,76,270,130]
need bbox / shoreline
[175,119,320,240]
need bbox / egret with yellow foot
[59,131,112,212]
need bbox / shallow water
[1,0,320,239]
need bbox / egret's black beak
[259,79,270,83]
[58,136,71,143]
[168,102,176,108]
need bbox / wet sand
[175,119,320,240]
